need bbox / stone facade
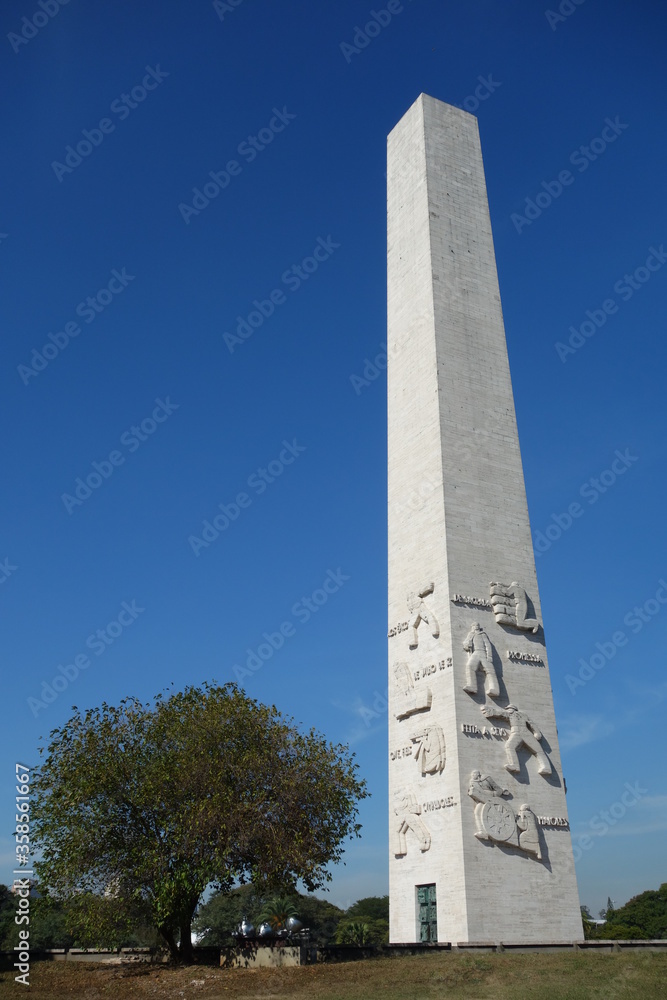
[387,94,582,944]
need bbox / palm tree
[258,895,299,933]
[335,920,372,946]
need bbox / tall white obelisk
[387,94,582,945]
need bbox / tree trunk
[158,925,180,962]
[178,920,194,963]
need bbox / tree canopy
[581,884,667,940]
[193,885,345,947]
[32,683,368,961]
[346,896,389,922]
[603,883,667,940]
[335,895,389,946]
[192,886,390,947]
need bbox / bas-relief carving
[407,582,440,648]
[391,725,445,776]
[462,623,500,698]
[394,788,431,856]
[480,703,552,777]
[411,725,446,775]
[516,804,542,859]
[393,661,432,719]
[467,771,542,860]
[468,770,511,839]
[490,581,540,633]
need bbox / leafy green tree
[335,920,372,945]
[595,921,645,940]
[346,896,389,922]
[604,883,667,939]
[193,885,344,946]
[580,905,596,940]
[335,916,388,946]
[0,885,16,949]
[193,884,263,945]
[26,899,74,951]
[295,892,344,945]
[1,889,76,951]
[333,897,389,946]
[32,683,368,962]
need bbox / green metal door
[417,884,437,942]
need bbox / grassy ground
[1,951,666,999]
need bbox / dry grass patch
[1,950,665,999]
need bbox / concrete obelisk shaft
[387,94,581,944]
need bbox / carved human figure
[467,770,512,840]
[394,789,431,856]
[462,623,500,698]
[489,581,540,633]
[394,661,413,698]
[407,582,440,648]
[516,803,542,860]
[480,703,552,776]
[393,662,432,720]
[411,725,446,775]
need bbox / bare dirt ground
[1,951,666,999]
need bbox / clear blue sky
[2,0,666,920]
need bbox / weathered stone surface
[387,94,582,945]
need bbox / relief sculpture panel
[480,703,552,777]
[489,581,540,634]
[394,787,432,857]
[467,770,542,860]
